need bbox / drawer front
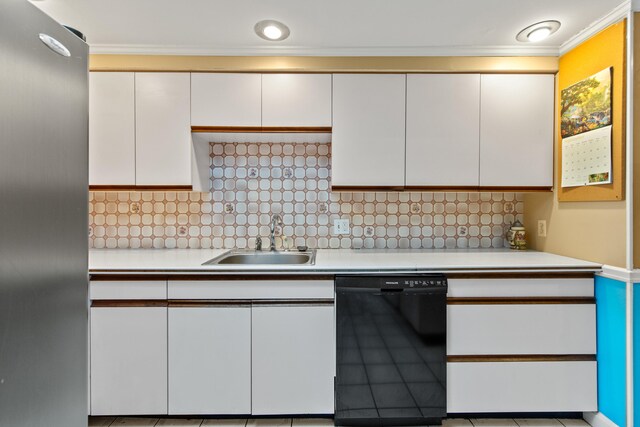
[447,361,597,413]
[448,278,593,297]
[447,304,596,355]
[90,280,167,300]
[168,280,334,300]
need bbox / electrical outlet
[333,219,350,235]
[537,220,547,237]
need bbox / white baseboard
[584,411,620,427]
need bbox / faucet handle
[255,236,263,251]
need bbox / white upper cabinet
[191,73,261,126]
[479,74,554,187]
[332,74,406,187]
[262,74,332,127]
[135,73,191,186]
[89,72,136,186]
[406,74,480,187]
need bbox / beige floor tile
[515,420,563,427]
[156,419,203,426]
[112,418,159,426]
[471,419,518,427]
[89,417,117,427]
[246,419,292,427]
[557,420,590,427]
[444,420,474,427]
[201,420,247,427]
[292,419,334,427]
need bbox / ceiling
[31,0,627,56]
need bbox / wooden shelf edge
[191,126,332,134]
[447,354,596,363]
[89,185,194,191]
[333,186,553,192]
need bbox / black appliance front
[335,275,447,426]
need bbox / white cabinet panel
[447,304,596,355]
[191,73,261,126]
[332,74,406,187]
[168,306,251,415]
[168,280,334,300]
[447,361,597,412]
[135,73,191,186]
[90,280,167,300]
[406,74,480,186]
[479,74,554,187]
[90,307,167,415]
[447,278,594,297]
[262,74,332,127]
[252,304,335,415]
[89,72,135,185]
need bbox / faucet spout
[269,214,283,251]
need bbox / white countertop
[89,248,601,275]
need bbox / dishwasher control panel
[335,275,447,290]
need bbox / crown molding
[559,0,631,55]
[89,44,559,57]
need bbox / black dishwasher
[335,275,447,426]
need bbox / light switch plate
[334,219,350,235]
[537,220,547,237]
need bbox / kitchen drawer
[447,304,596,355]
[447,361,597,413]
[168,280,334,300]
[90,280,167,300]
[447,278,593,297]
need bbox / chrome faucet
[269,214,283,251]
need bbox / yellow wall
[524,21,627,268]
[634,13,640,268]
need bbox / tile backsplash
[89,141,523,250]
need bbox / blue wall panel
[595,275,626,427]
[634,283,640,427]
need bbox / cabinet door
[479,74,554,187]
[406,74,480,187]
[168,305,251,415]
[448,361,597,412]
[90,307,167,415]
[135,73,191,186]
[332,74,406,187]
[89,72,135,185]
[262,74,332,127]
[447,304,596,355]
[191,73,261,126]
[252,304,335,415]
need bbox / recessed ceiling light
[516,20,561,43]
[255,20,290,41]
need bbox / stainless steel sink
[203,249,316,266]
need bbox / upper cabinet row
[331,74,554,189]
[90,72,553,189]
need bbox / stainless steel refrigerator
[0,0,89,426]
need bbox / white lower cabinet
[447,361,597,413]
[90,306,167,416]
[168,305,251,415]
[251,304,335,415]
[447,304,596,355]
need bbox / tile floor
[88,417,591,427]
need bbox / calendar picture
[561,124,612,187]
[561,67,612,138]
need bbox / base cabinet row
[90,304,335,416]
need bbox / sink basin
[203,250,316,266]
